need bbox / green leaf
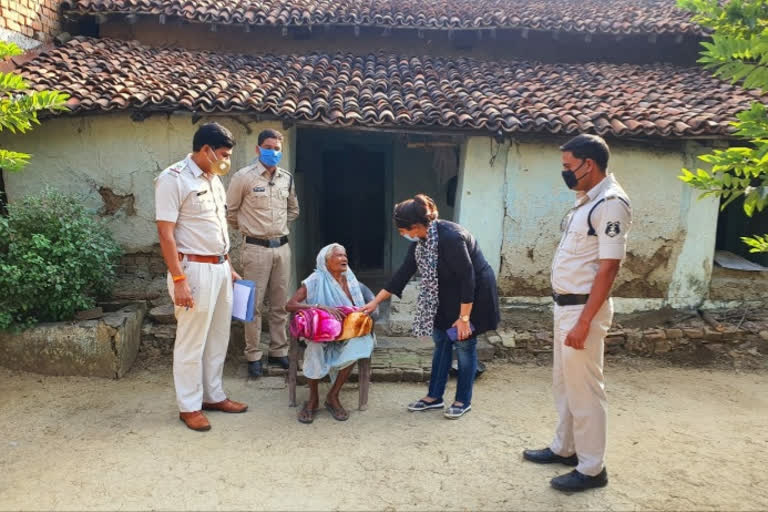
[0,149,31,172]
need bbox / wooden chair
[287,335,371,411]
[287,283,377,411]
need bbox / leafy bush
[0,189,122,330]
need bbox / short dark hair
[560,134,610,172]
[258,129,283,146]
[192,123,235,152]
[393,194,439,229]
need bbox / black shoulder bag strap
[587,196,630,236]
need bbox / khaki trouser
[241,242,291,361]
[167,259,232,412]
[550,299,613,476]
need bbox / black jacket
[386,220,500,335]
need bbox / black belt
[245,236,289,248]
[552,292,590,307]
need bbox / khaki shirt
[225,160,299,238]
[154,155,230,256]
[551,174,632,295]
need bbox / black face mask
[561,160,590,189]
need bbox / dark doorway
[716,195,768,266]
[321,148,386,272]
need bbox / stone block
[683,327,705,339]
[390,353,423,370]
[485,330,503,346]
[477,338,496,361]
[371,358,391,369]
[500,332,516,348]
[626,331,653,356]
[654,339,672,353]
[515,332,534,345]
[703,328,723,342]
[0,303,146,379]
[149,304,176,324]
[152,325,176,339]
[760,330,768,341]
[644,329,666,341]
[401,369,424,382]
[372,368,403,382]
[665,328,683,339]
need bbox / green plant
[678,0,768,253]
[0,41,69,172]
[0,189,122,330]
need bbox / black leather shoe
[267,356,290,369]
[550,468,608,493]
[522,447,578,466]
[248,361,262,378]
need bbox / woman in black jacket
[362,194,499,419]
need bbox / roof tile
[61,0,700,35]
[18,37,759,138]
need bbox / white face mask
[402,234,420,242]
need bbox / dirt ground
[1,360,766,511]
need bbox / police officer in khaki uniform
[523,134,632,493]
[226,129,299,377]
[155,122,248,432]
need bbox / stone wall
[488,306,768,369]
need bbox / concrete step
[260,334,495,383]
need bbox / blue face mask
[402,234,420,242]
[259,148,282,167]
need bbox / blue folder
[232,280,257,322]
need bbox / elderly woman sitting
[286,243,376,424]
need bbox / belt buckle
[216,255,225,264]
[268,239,280,248]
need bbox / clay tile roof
[61,0,700,35]
[18,37,758,138]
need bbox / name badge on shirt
[252,187,266,193]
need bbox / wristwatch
[459,315,470,323]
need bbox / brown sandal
[297,402,318,424]
[324,401,349,421]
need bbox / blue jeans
[427,329,478,406]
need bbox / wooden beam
[448,29,454,40]
[125,14,138,24]
[521,28,529,39]
[490,27,496,39]
[354,25,360,37]
[418,29,424,39]
[282,26,288,37]
[476,29,483,41]
[648,33,657,44]
[210,23,217,32]
[584,33,592,43]
[675,33,684,44]
[244,24,250,33]
[158,14,166,25]
[552,30,560,40]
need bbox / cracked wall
[459,136,718,304]
[0,113,293,252]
